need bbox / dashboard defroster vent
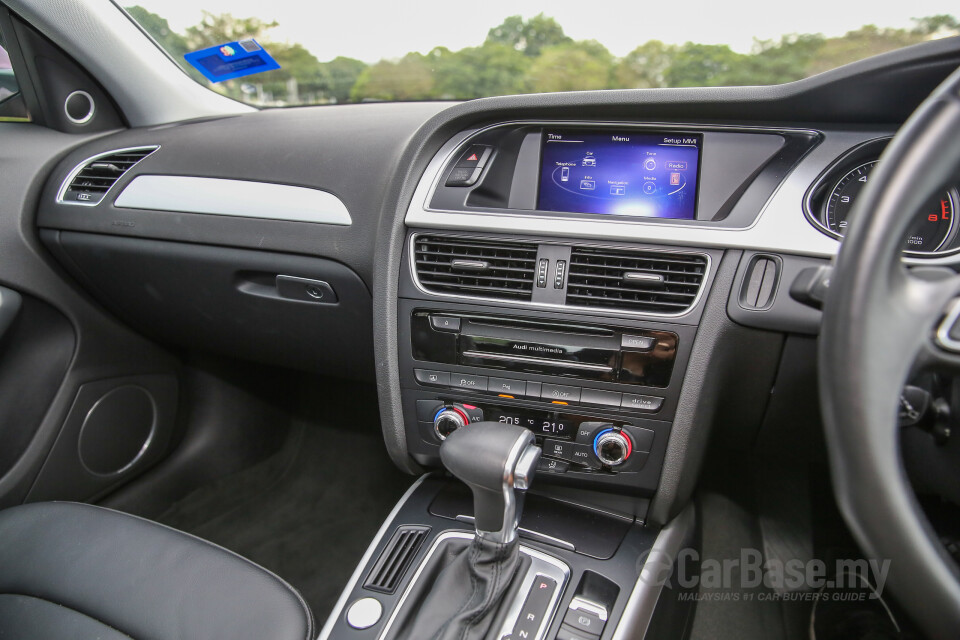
[566,247,708,314]
[363,525,430,594]
[58,146,158,205]
[414,235,538,301]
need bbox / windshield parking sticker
[184,39,280,83]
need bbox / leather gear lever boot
[387,423,540,640]
[398,534,524,640]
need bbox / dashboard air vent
[59,147,158,205]
[414,235,538,301]
[363,525,430,594]
[567,247,708,314]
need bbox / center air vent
[414,235,537,301]
[567,247,708,315]
[58,146,158,205]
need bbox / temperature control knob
[593,428,633,466]
[434,407,469,440]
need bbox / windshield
[123,2,959,107]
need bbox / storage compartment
[43,231,374,379]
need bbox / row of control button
[413,369,664,413]
[542,439,600,470]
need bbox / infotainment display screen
[537,130,702,219]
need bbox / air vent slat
[415,260,535,275]
[566,247,708,314]
[414,235,537,301]
[61,147,158,203]
[363,525,430,594]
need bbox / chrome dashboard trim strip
[404,121,897,260]
[317,473,430,640]
[114,175,353,225]
[612,503,696,640]
[56,145,160,207]
[408,232,713,320]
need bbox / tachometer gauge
[824,161,956,253]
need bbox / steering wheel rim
[820,66,960,639]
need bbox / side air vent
[59,147,158,205]
[363,525,430,594]
[414,235,538,301]
[567,247,708,315]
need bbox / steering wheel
[820,66,960,639]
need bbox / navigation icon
[610,186,625,196]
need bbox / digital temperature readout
[493,408,574,439]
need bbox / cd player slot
[460,350,616,372]
[411,310,680,388]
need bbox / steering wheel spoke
[901,271,960,373]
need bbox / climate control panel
[417,399,655,477]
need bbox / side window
[0,20,28,121]
[0,33,18,101]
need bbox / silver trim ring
[64,90,95,125]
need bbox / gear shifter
[389,423,541,640]
[440,421,541,543]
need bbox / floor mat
[157,419,415,624]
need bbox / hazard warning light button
[455,145,492,170]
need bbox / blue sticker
[184,39,280,83]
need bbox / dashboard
[29,36,960,521]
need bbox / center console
[322,121,820,640]
[398,233,717,501]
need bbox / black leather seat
[0,501,313,640]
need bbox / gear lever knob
[440,422,541,544]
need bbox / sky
[130,0,960,63]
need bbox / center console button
[455,145,492,169]
[580,388,622,408]
[488,377,526,396]
[569,443,601,469]
[416,399,445,421]
[541,384,581,404]
[621,394,664,413]
[346,597,383,630]
[556,626,598,640]
[524,381,542,399]
[414,369,450,387]
[624,425,655,452]
[537,458,570,474]
[621,334,657,351]
[450,374,488,392]
[563,607,605,637]
[542,438,573,461]
[429,315,461,332]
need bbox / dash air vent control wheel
[819,65,960,639]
